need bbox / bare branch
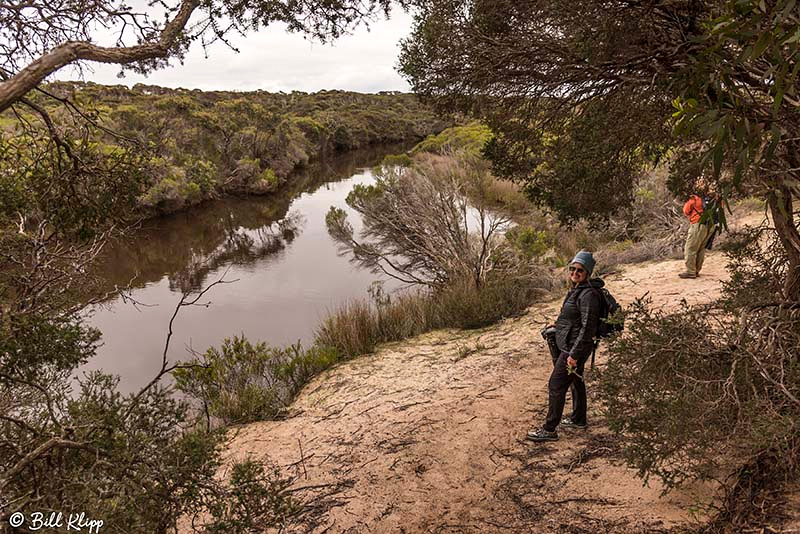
[0,0,200,112]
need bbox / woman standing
[528,250,603,442]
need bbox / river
[82,144,409,393]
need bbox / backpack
[701,196,721,249]
[594,287,624,339]
[580,285,624,369]
[701,196,721,226]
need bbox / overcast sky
[56,11,415,94]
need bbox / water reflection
[85,143,410,393]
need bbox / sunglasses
[568,266,586,274]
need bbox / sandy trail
[224,213,768,533]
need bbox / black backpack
[701,196,722,250]
[701,196,721,226]
[594,287,624,339]
[583,286,624,369]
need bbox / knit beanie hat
[570,250,596,276]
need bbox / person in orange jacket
[679,194,715,279]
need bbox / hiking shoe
[526,428,558,442]
[678,272,697,279]
[560,417,587,429]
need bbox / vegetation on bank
[0,82,448,222]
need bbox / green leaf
[774,80,785,114]
[753,31,772,58]
[784,28,800,44]
[713,140,724,177]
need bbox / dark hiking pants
[544,351,588,432]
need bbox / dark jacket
[554,278,604,359]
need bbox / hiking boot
[560,417,587,429]
[526,428,558,442]
[678,272,697,279]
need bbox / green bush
[380,153,413,167]
[431,274,543,329]
[139,176,202,212]
[187,158,218,194]
[506,226,552,259]
[314,299,382,358]
[203,460,298,533]
[174,337,342,425]
[411,122,493,157]
[599,230,800,499]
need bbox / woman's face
[568,262,588,284]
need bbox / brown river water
[82,144,409,393]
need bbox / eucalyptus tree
[400,0,800,300]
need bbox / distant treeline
[2,82,448,220]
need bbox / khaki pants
[684,222,714,275]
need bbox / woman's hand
[567,356,577,368]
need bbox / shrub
[598,228,800,518]
[430,273,545,329]
[139,175,204,213]
[202,460,298,533]
[314,299,382,358]
[174,337,341,425]
[187,158,218,194]
[380,153,413,167]
[411,122,493,157]
[506,226,552,259]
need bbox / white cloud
[55,11,415,93]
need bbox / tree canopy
[399,0,800,298]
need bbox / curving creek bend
[82,143,410,393]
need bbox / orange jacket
[683,195,703,224]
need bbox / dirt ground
[223,211,790,533]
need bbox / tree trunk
[767,186,800,301]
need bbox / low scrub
[411,121,493,157]
[598,228,799,527]
[174,338,340,425]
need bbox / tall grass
[315,272,550,360]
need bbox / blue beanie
[570,250,596,276]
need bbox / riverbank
[217,211,791,533]
[4,82,448,222]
